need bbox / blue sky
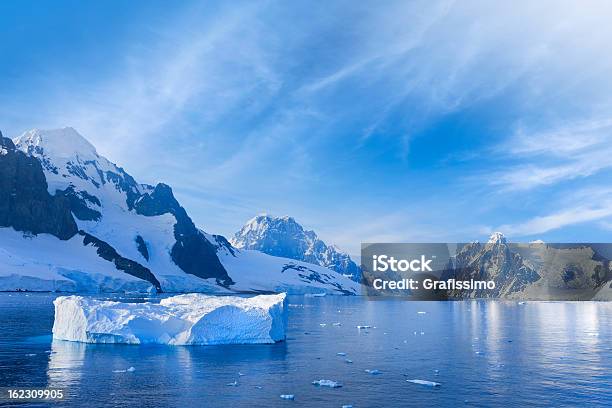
[3,0,612,255]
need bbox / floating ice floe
[337,352,347,356]
[280,394,295,400]
[226,381,238,387]
[312,379,342,388]
[320,323,327,327]
[25,353,36,357]
[356,325,371,329]
[365,369,381,375]
[407,379,441,387]
[332,322,342,326]
[345,359,353,364]
[342,405,353,408]
[417,311,426,314]
[52,293,287,345]
[113,366,135,373]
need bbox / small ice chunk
[25,353,36,357]
[417,311,426,314]
[113,367,135,373]
[320,323,327,327]
[227,381,238,387]
[342,405,353,408]
[312,379,342,388]
[518,301,526,305]
[280,394,295,400]
[356,325,371,329]
[332,322,342,326]
[238,372,245,376]
[337,352,347,356]
[407,379,441,387]
[345,359,353,364]
[255,386,263,389]
[365,369,381,375]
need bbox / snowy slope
[231,214,361,281]
[0,227,152,293]
[1,128,357,295]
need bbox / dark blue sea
[0,293,611,407]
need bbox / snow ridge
[231,214,361,281]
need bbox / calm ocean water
[0,293,611,407]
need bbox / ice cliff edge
[52,293,287,345]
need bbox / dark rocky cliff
[135,183,233,286]
[0,134,77,240]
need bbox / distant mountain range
[442,233,612,300]
[231,215,361,282]
[0,128,358,295]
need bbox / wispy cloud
[489,118,612,191]
[498,203,612,237]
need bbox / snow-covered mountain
[443,232,612,300]
[231,215,361,281]
[0,128,358,295]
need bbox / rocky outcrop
[0,134,77,240]
[79,231,161,292]
[135,235,149,261]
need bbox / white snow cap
[487,232,507,244]
[14,127,98,160]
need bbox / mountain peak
[231,214,361,281]
[14,127,98,160]
[488,232,507,244]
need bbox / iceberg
[52,293,287,345]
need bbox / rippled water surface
[1,293,611,407]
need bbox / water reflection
[47,340,86,388]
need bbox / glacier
[52,293,287,345]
